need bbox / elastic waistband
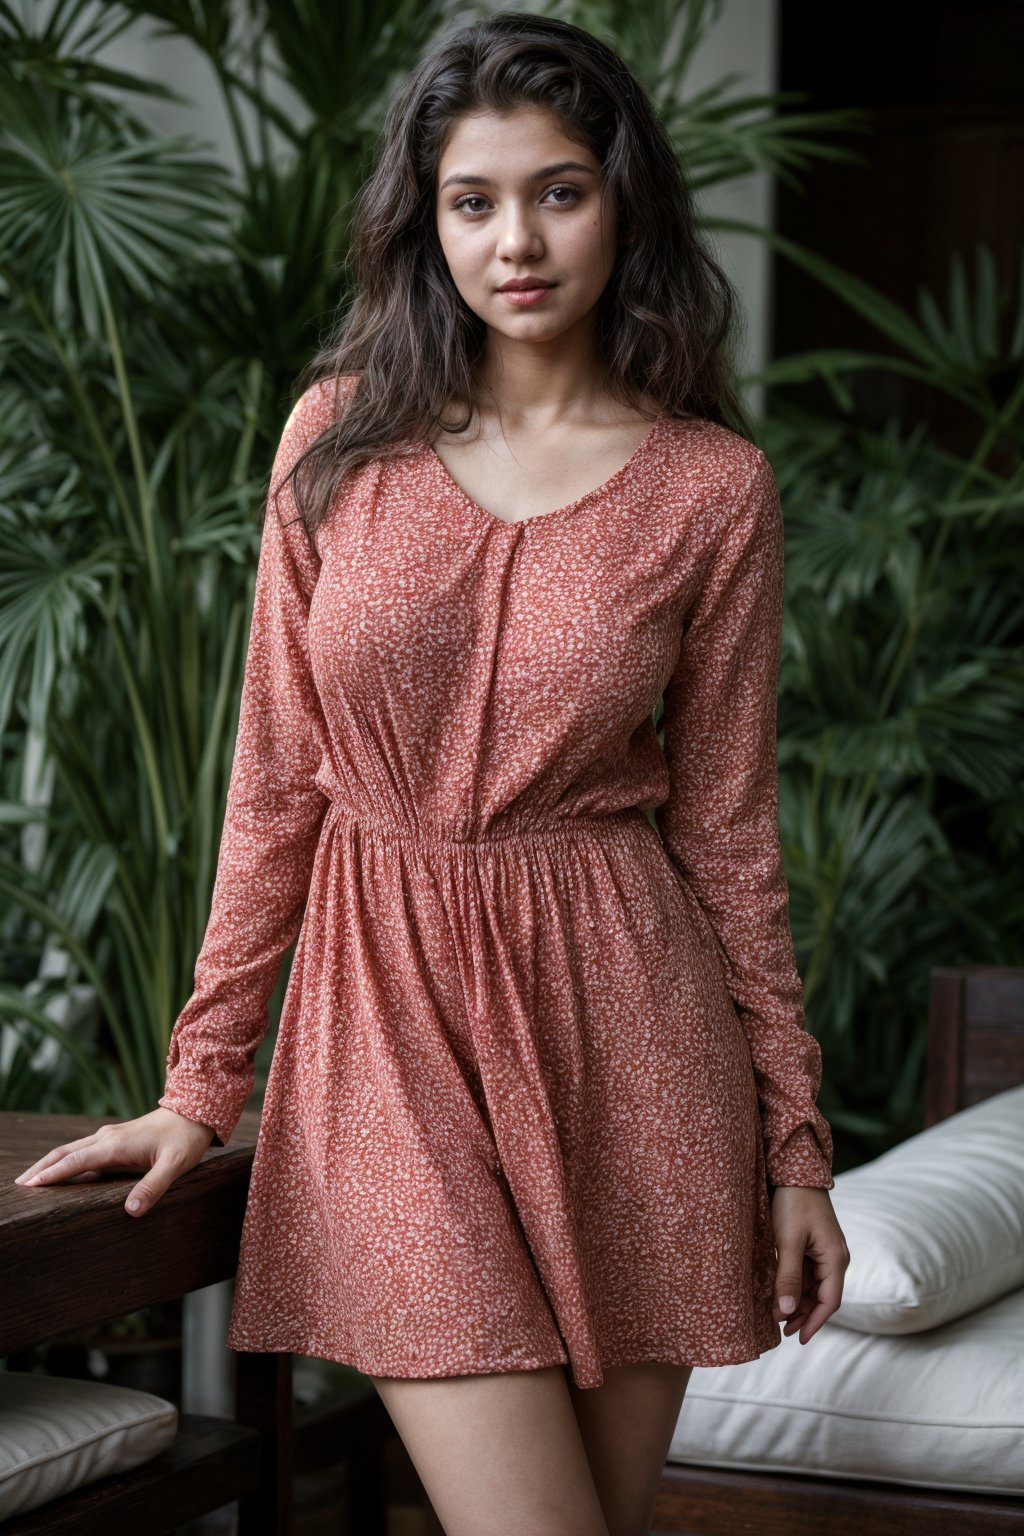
[323,800,656,854]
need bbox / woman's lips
[499,284,557,306]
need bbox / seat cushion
[669,1284,1024,1495]
[0,1372,178,1520]
[832,1081,1024,1334]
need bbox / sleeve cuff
[157,1082,247,1149]
[764,1121,835,1189]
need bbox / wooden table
[0,1109,390,1534]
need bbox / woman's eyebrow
[439,161,597,192]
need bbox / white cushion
[0,1373,178,1520]
[670,1284,1024,1495]
[832,1082,1024,1334]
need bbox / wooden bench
[0,1107,392,1534]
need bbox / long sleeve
[158,386,332,1146]
[656,449,834,1190]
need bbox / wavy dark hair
[274,10,753,542]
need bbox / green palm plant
[1,0,1019,1176]
[0,0,452,1120]
[755,247,1024,1151]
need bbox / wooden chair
[0,1107,392,1534]
[652,964,1024,1535]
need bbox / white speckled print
[158,372,835,1388]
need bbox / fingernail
[126,1198,140,1211]
[780,1296,796,1313]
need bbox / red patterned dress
[158,374,834,1388]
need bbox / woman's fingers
[778,1253,817,1332]
[768,1188,851,1345]
[123,1149,189,1217]
[789,1263,845,1344]
[13,1114,211,1219]
[124,1155,181,1216]
[14,1124,153,1187]
[14,1134,108,1186]
[780,1253,845,1343]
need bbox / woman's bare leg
[369,1365,611,1536]
[565,1362,694,1536]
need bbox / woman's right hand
[12,1108,217,1217]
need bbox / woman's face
[435,104,620,351]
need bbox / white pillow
[671,1285,1024,1495]
[0,1373,178,1520]
[830,1081,1024,1334]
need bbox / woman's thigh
[369,1365,611,1536]
[565,1362,694,1536]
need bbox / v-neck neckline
[424,409,668,536]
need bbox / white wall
[687,0,778,408]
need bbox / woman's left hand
[769,1186,850,1345]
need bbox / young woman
[15,13,850,1535]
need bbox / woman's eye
[451,185,582,217]
[452,195,488,215]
